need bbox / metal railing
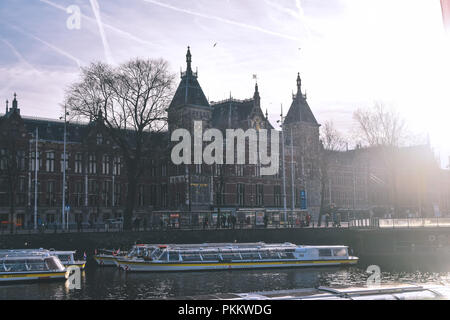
[349,217,450,229]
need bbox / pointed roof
[284,73,319,126]
[168,47,210,109]
[211,83,273,130]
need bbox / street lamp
[60,106,69,231]
[277,105,287,225]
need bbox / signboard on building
[300,190,307,210]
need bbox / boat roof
[50,251,76,254]
[153,243,348,252]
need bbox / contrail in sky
[8,24,83,68]
[264,0,300,19]
[295,0,312,38]
[89,0,115,64]
[39,0,157,47]
[142,0,302,42]
[1,38,40,73]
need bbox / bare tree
[318,121,347,225]
[353,102,408,217]
[65,58,175,230]
[320,120,347,152]
[353,102,406,147]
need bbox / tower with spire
[167,46,211,134]
[283,73,322,218]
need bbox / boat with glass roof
[116,242,358,272]
[48,250,86,270]
[93,244,158,267]
[93,248,127,266]
[0,249,66,282]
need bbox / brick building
[0,47,321,229]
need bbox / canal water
[1,259,450,299]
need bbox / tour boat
[113,244,159,269]
[0,250,66,283]
[49,250,86,270]
[93,248,132,266]
[116,242,359,272]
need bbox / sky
[0,0,450,167]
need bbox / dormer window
[96,134,103,145]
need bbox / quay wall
[1,227,450,267]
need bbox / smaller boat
[93,249,128,266]
[0,250,66,283]
[113,244,158,269]
[49,250,86,270]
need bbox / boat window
[260,251,280,259]
[151,248,161,258]
[221,253,241,261]
[201,254,219,261]
[168,252,180,262]
[44,257,64,270]
[240,252,261,260]
[278,252,295,259]
[319,249,332,257]
[27,259,46,271]
[158,251,168,261]
[181,254,202,262]
[332,248,348,257]
[57,254,72,262]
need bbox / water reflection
[1,262,450,299]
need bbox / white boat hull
[0,271,66,282]
[118,257,359,272]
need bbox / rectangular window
[75,181,83,207]
[46,181,56,206]
[256,184,264,206]
[102,155,110,175]
[114,183,121,206]
[17,151,26,171]
[113,157,121,176]
[88,180,98,206]
[30,151,42,172]
[0,149,7,170]
[88,154,97,174]
[235,164,244,177]
[274,185,281,206]
[46,152,55,172]
[237,184,245,206]
[102,180,111,207]
[160,185,168,207]
[75,153,83,174]
[138,184,145,207]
